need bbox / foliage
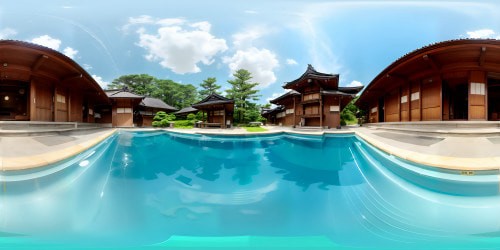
[108,74,157,96]
[261,103,271,109]
[108,74,198,109]
[243,126,267,132]
[173,120,195,128]
[242,106,262,124]
[152,111,176,127]
[195,111,205,121]
[198,77,221,99]
[226,69,261,124]
[340,97,360,125]
[186,113,196,121]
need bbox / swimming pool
[1,130,500,249]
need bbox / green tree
[108,74,158,96]
[340,97,360,125]
[109,74,198,110]
[226,69,260,123]
[199,77,221,99]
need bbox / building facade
[192,93,234,128]
[0,40,108,122]
[266,65,362,128]
[356,39,500,123]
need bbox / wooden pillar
[319,88,323,128]
[67,92,71,122]
[419,81,422,121]
[398,86,401,122]
[29,80,36,121]
[407,82,411,121]
[53,86,57,122]
[438,76,443,121]
[223,105,226,129]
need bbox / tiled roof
[105,89,144,99]
[140,97,177,111]
[174,107,198,114]
[192,93,234,108]
[284,64,339,88]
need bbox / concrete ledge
[354,129,500,171]
[0,129,117,170]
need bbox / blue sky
[1,0,500,105]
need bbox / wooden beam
[479,46,486,67]
[386,73,406,80]
[61,73,83,82]
[31,55,49,72]
[422,54,440,71]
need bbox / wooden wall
[385,89,400,122]
[54,88,68,122]
[69,89,83,122]
[421,77,441,121]
[368,101,378,123]
[32,80,53,121]
[400,83,410,121]
[142,116,153,127]
[323,96,340,128]
[410,81,421,121]
[112,99,134,127]
[469,71,487,120]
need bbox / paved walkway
[2,125,500,172]
[352,126,500,171]
[0,129,117,170]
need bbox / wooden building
[356,39,500,123]
[174,106,198,119]
[103,88,176,127]
[0,40,108,122]
[191,93,234,128]
[137,97,177,127]
[268,65,362,128]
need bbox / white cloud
[0,28,17,39]
[225,26,279,88]
[286,59,298,65]
[82,64,93,70]
[466,29,500,39]
[266,90,289,103]
[346,80,363,87]
[232,27,267,49]
[31,35,61,50]
[92,75,110,89]
[129,17,228,74]
[223,47,279,88]
[63,47,78,59]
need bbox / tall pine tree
[226,69,260,123]
[198,77,221,99]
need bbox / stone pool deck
[1,125,500,172]
[0,129,117,170]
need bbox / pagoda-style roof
[192,93,234,109]
[174,106,198,115]
[283,64,339,90]
[105,88,144,99]
[140,97,177,111]
[269,90,300,104]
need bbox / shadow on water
[109,132,364,190]
[110,132,264,185]
[264,135,364,190]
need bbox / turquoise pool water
[1,131,500,249]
